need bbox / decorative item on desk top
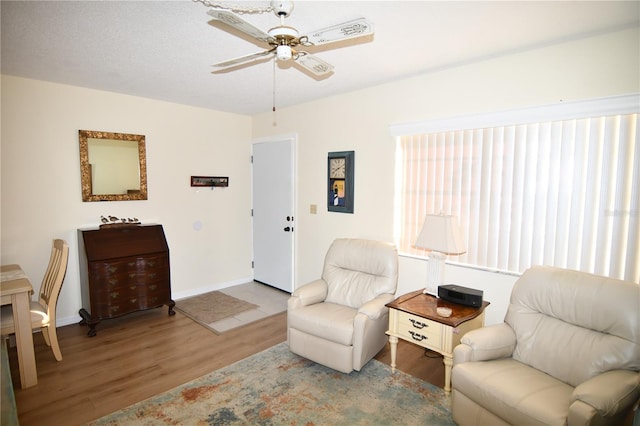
[99,215,140,228]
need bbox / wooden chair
[1,239,69,361]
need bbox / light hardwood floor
[6,307,444,426]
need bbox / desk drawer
[397,311,443,350]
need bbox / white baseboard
[57,315,83,327]
[172,276,254,301]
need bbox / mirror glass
[79,130,147,202]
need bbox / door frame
[251,133,298,292]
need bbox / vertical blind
[393,97,639,283]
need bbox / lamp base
[423,288,438,296]
[424,251,446,296]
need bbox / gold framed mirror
[79,130,147,202]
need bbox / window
[392,95,639,282]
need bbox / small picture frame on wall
[328,151,354,213]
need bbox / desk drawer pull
[409,318,428,329]
[408,331,428,342]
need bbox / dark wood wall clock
[328,151,354,213]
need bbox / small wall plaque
[190,176,229,187]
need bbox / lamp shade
[415,214,466,255]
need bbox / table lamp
[414,213,466,296]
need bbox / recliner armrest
[453,323,517,364]
[569,369,640,423]
[288,279,328,309]
[357,293,395,320]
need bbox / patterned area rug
[174,290,258,332]
[87,342,454,425]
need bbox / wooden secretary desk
[78,224,175,336]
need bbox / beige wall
[1,27,638,327]
[1,76,254,325]
[251,27,640,325]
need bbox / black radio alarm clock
[438,284,483,307]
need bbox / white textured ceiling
[2,1,638,115]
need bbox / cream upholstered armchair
[287,238,398,373]
[451,265,640,426]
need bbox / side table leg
[443,355,453,393]
[389,335,398,372]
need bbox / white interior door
[252,137,295,292]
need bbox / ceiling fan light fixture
[268,26,298,39]
[206,4,374,78]
[276,45,292,61]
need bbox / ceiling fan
[206,1,374,77]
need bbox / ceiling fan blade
[295,53,334,76]
[212,49,275,69]
[303,18,373,46]
[207,9,273,43]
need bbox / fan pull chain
[272,59,278,127]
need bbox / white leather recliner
[287,238,398,373]
[452,265,640,426]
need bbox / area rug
[87,342,454,425]
[174,290,258,329]
[177,282,290,334]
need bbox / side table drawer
[397,311,444,351]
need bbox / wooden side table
[386,290,489,393]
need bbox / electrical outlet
[310,204,317,214]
